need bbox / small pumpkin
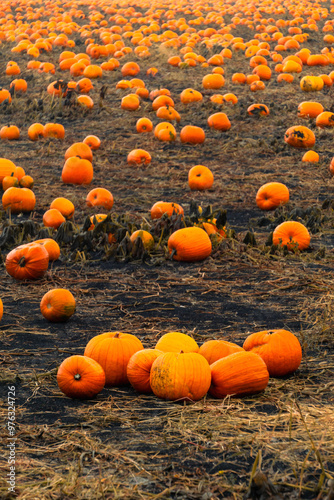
[168,227,212,262]
[256,182,290,211]
[127,149,151,165]
[86,188,114,210]
[302,150,319,163]
[40,288,76,322]
[2,174,19,191]
[300,75,324,92]
[43,209,66,229]
[28,123,45,141]
[198,340,244,365]
[130,230,154,250]
[207,112,231,131]
[155,332,199,353]
[0,125,20,140]
[84,332,144,387]
[136,117,153,133]
[150,201,184,219]
[32,238,60,261]
[127,349,163,394]
[19,175,34,189]
[247,103,270,116]
[5,244,49,280]
[43,123,65,139]
[180,88,203,104]
[150,351,211,401]
[180,125,205,144]
[272,221,311,251]
[298,101,324,118]
[315,111,334,128]
[57,355,105,399]
[64,142,93,162]
[188,165,214,191]
[50,197,75,219]
[243,329,302,377]
[209,351,269,398]
[284,125,315,148]
[83,135,100,150]
[0,158,16,184]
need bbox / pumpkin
[298,101,324,118]
[2,187,36,213]
[188,165,214,190]
[28,123,45,141]
[9,79,27,93]
[13,166,25,181]
[302,150,319,163]
[156,106,181,122]
[256,182,290,211]
[300,75,324,92]
[315,112,334,128]
[43,123,65,139]
[154,122,176,139]
[121,61,140,76]
[0,298,3,322]
[150,201,184,219]
[77,95,94,109]
[43,209,66,229]
[180,126,205,144]
[152,95,175,110]
[284,126,315,148]
[0,89,12,104]
[86,188,114,210]
[57,355,105,399]
[202,73,225,89]
[0,158,16,184]
[62,157,93,185]
[243,329,302,377]
[150,351,211,401]
[207,113,231,131]
[180,88,203,104]
[136,117,153,133]
[0,126,20,140]
[272,221,311,251]
[121,93,140,111]
[209,351,269,398]
[168,227,212,261]
[32,239,60,261]
[40,288,76,322]
[2,174,19,191]
[19,175,34,189]
[6,244,49,280]
[50,197,75,219]
[127,149,151,165]
[247,104,270,116]
[130,230,154,250]
[84,332,144,387]
[83,135,100,150]
[155,332,199,353]
[127,349,163,393]
[198,340,244,365]
[64,142,92,162]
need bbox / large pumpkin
[57,355,105,399]
[284,126,315,149]
[243,329,302,377]
[209,351,269,398]
[127,349,163,394]
[40,288,76,322]
[62,156,93,185]
[6,244,49,280]
[84,332,143,386]
[2,187,36,213]
[256,182,290,211]
[0,158,16,184]
[168,227,212,262]
[150,351,211,401]
[272,221,310,251]
[198,340,244,365]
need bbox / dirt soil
[0,5,334,500]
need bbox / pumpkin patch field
[1,0,334,498]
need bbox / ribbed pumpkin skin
[155,332,199,353]
[243,329,302,377]
[57,355,105,399]
[209,351,269,398]
[2,187,36,213]
[272,221,310,251]
[84,332,143,387]
[33,239,60,261]
[284,126,315,148]
[256,182,290,211]
[6,244,49,280]
[127,349,163,394]
[198,340,244,365]
[168,227,212,262]
[40,288,76,322]
[150,351,211,401]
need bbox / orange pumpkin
[43,209,66,229]
[243,329,302,377]
[32,239,60,261]
[57,355,105,399]
[150,201,184,219]
[84,332,143,387]
[168,227,212,262]
[50,198,75,219]
[256,182,290,211]
[40,288,76,322]
[155,332,199,353]
[298,101,324,118]
[180,126,205,144]
[188,165,214,190]
[0,126,20,140]
[2,187,36,213]
[127,349,163,394]
[83,135,101,150]
[6,244,49,280]
[127,149,151,165]
[207,112,231,131]
[86,188,114,210]
[198,340,244,365]
[64,142,92,162]
[62,157,93,185]
[28,123,45,141]
[209,351,269,398]
[272,221,311,251]
[284,126,315,148]
[130,230,154,250]
[0,158,16,184]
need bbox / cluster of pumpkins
[57,330,302,401]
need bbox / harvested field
[0,1,334,499]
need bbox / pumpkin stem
[169,248,177,260]
[114,332,120,338]
[18,256,26,267]
[74,373,81,380]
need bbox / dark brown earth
[0,5,334,499]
